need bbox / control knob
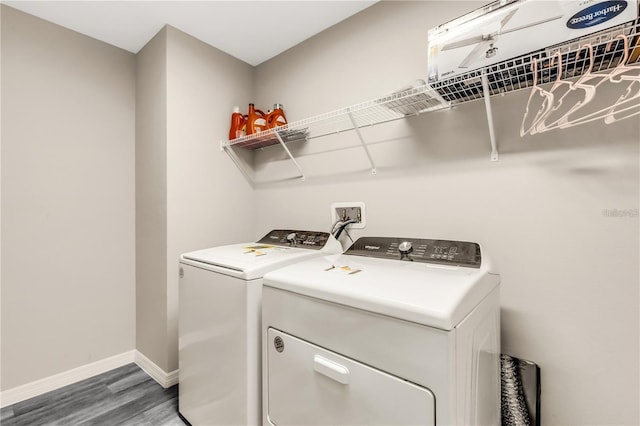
[398,241,413,254]
[286,232,297,246]
[398,241,413,261]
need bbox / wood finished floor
[0,363,185,426]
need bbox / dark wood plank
[79,381,177,425]
[1,405,15,423]
[1,363,184,426]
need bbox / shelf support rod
[348,111,377,174]
[481,71,499,162]
[275,130,306,180]
[221,141,255,185]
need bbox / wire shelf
[431,21,640,104]
[224,84,449,150]
[223,19,639,154]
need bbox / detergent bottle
[267,103,288,129]
[228,106,246,140]
[246,103,268,135]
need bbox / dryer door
[266,328,435,426]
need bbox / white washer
[262,236,501,426]
[178,229,342,426]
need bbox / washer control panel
[257,229,331,250]
[346,237,481,268]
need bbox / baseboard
[0,350,179,408]
[134,350,179,388]
[0,351,136,408]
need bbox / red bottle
[247,103,267,135]
[267,103,288,129]
[228,106,246,140]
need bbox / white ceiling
[3,1,378,66]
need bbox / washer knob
[398,241,413,254]
[398,241,413,261]
[286,232,297,246]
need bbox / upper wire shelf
[223,20,639,152]
[223,84,450,150]
[431,22,640,104]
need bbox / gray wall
[252,2,639,425]
[165,26,254,372]
[1,6,256,387]
[136,27,170,372]
[135,25,255,373]
[1,6,136,390]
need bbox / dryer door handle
[314,355,350,385]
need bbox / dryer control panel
[257,229,331,250]
[346,237,481,268]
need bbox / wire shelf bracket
[481,71,499,162]
[221,140,255,183]
[274,130,305,180]
[347,111,377,174]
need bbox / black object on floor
[501,354,541,426]
[0,363,185,426]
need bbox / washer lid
[263,249,500,330]
[180,230,341,280]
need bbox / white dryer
[178,229,342,426]
[262,236,501,426]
